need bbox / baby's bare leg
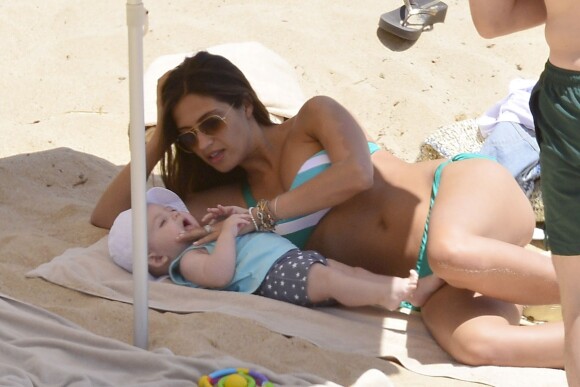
[307,259,418,310]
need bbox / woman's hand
[203,204,248,221]
[175,224,214,245]
[155,69,172,123]
[177,205,239,245]
[179,205,256,245]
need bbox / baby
[109,187,435,310]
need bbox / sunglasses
[175,105,233,153]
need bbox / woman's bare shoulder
[292,95,354,134]
[298,95,343,115]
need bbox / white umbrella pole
[126,0,148,349]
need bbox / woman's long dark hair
[159,51,274,199]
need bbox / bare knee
[447,330,505,366]
[423,298,506,366]
[426,233,473,277]
[422,286,525,367]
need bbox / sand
[0,0,550,385]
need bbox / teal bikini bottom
[400,153,494,311]
[415,153,494,278]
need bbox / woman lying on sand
[93,52,563,368]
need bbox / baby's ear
[148,253,169,269]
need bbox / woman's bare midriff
[306,151,445,277]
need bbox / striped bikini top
[242,142,381,248]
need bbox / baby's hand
[202,205,248,223]
[222,213,251,236]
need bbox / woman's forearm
[273,160,373,221]
[272,96,374,221]
[90,129,165,229]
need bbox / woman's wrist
[269,196,280,220]
[248,200,277,232]
[248,207,259,231]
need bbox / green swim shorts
[530,61,580,256]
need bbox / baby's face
[147,204,199,258]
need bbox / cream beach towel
[28,231,566,387]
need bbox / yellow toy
[198,368,274,387]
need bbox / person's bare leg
[553,255,580,387]
[324,258,407,283]
[426,159,559,305]
[422,285,564,368]
[307,261,417,310]
[326,259,443,307]
[408,274,445,307]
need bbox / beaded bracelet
[247,200,280,232]
[248,207,259,231]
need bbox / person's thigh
[421,285,521,364]
[428,158,535,246]
[422,284,565,368]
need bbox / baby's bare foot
[383,269,418,311]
